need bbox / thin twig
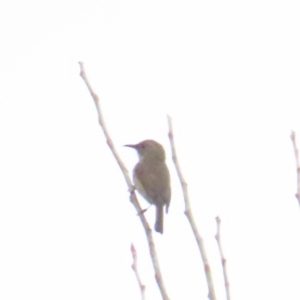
[131,243,146,300]
[79,62,170,300]
[290,130,300,207]
[215,216,231,300]
[167,115,216,300]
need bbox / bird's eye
[140,144,145,149]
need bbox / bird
[125,140,171,234]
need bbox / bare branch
[290,131,300,207]
[131,243,146,300]
[215,216,231,300]
[167,115,216,300]
[79,62,170,300]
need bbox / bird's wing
[134,162,171,208]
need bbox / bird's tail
[155,205,164,234]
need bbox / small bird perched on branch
[125,140,171,234]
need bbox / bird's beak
[124,144,138,149]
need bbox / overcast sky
[0,1,300,300]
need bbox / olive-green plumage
[125,140,171,234]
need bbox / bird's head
[125,140,166,161]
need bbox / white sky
[0,1,300,299]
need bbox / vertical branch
[167,115,216,300]
[79,62,170,300]
[215,216,231,300]
[290,131,300,207]
[131,244,146,300]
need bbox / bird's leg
[129,185,151,215]
[137,204,152,216]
